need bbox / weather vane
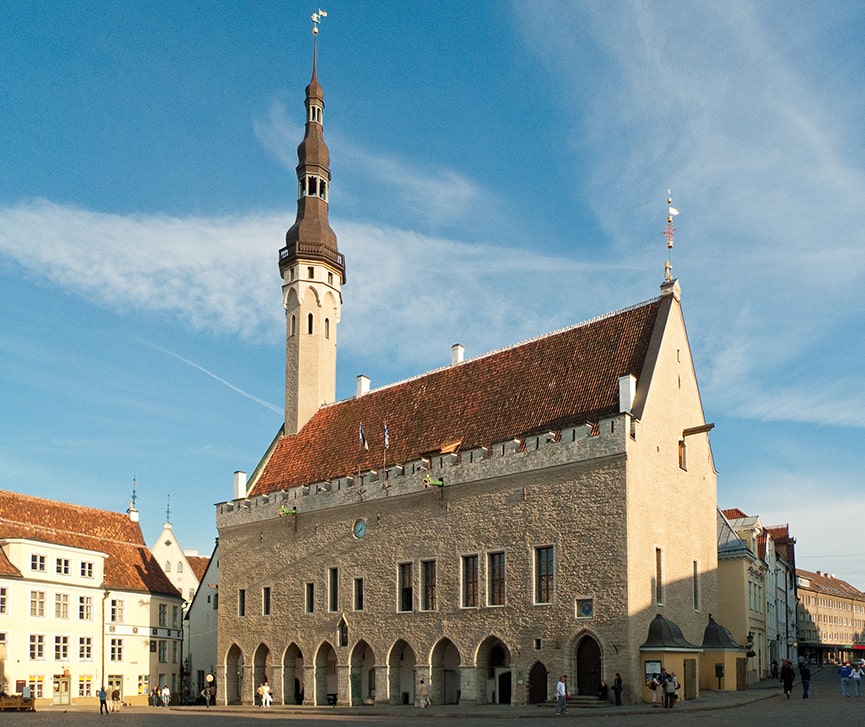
[312,8,327,35]
[663,190,680,282]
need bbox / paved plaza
[9,665,863,727]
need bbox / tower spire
[662,190,679,283]
[279,11,345,436]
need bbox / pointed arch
[253,643,272,702]
[387,639,417,705]
[430,638,461,705]
[224,643,245,705]
[349,640,376,705]
[575,633,602,697]
[527,661,549,704]
[281,643,304,705]
[314,641,338,706]
[475,635,512,704]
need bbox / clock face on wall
[577,599,594,618]
[352,518,367,539]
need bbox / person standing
[612,673,623,706]
[663,672,679,708]
[649,672,662,707]
[111,686,121,712]
[799,662,811,699]
[98,686,108,715]
[161,684,171,707]
[840,662,852,697]
[555,674,568,716]
[850,663,863,696]
[417,678,430,708]
[261,681,273,708]
[780,659,795,698]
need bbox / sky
[1,1,863,588]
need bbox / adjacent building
[796,568,865,665]
[183,542,220,702]
[215,40,726,708]
[0,490,183,706]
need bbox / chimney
[618,374,637,413]
[233,471,248,500]
[356,375,370,397]
[451,343,464,366]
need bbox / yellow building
[797,569,865,665]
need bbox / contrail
[142,340,283,415]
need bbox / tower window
[324,318,330,339]
[307,313,314,334]
[327,272,333,285]
[308,266,315,279]
[320,180,327,200]
[290,315,297,337]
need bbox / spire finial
[663,190,680,282]
[311,8,327,36]
[165,494,171,524]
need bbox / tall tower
[279,30,345,436]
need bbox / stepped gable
[0,489,180,597]
[252,297,661,495]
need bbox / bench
[0,696,36,712]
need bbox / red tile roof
[0,490,181,598]
[252,298,662,495]
[186,555,210,582]
[721,507,749,520]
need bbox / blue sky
[2,1,863,587]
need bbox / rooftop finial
[311,8,327,35]
[663,189,680,282]
[165,494,171,524]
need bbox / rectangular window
[158,603,167,627]
[55,593,70,619]
[0,586,6,614]
[79,675,93,697]
[238,589,246,617]
[80,561,94,578]
[158,640,167,663]
[462,555,479,608]
[328,568,339,612]
[692,560,701,611]
[488,552,506,606]
[79,596,92,620]
[398,563,413,612]
[55,557,70,575]
[262,587,271,616]
[421,560,437,611]
[54,635,69,660]
[30,590,45,617]
[305,583,315,614]
[30,554,46,572]
[535,546,554,604]
[655,548,664,605]
[110,638,123,662]
[29,634,45,660]
[172,605,179,629]
[28,677,44,698]
[353,578,364,611]
[110,599,124,623]
[678,439,687,470]
[79,636,92,660]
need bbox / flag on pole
[383,423,389,450]
[359,422,369,451]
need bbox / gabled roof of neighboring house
[797,568,865,600]
[252,297,664,495]
[0,546,21,577]
[0,490,181,598]
[717,509,754,559]
[721,507,748,520]
[186,555,210,583]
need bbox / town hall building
[215,34,726,708]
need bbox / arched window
[165,561,171,573]
[307,313,314,334]
[324,318,330,339]
[290,314,297,337]
[177,562,183,573]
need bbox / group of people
[256,681,273,708]
[648,669,680,708]
[96,686,122,714]
[147,684,171,707]
[555,672,625,715]
[839,661,864,697]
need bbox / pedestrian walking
[161,684,171,707]
[98,686,108,715]
[840,662,852,697]
[851,663,863,696]
[111,686,121,712]
[612,673,622,706]
[780,659,795,698]
[799,662,811,699]
[555,674,568,716]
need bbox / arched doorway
[431,638,462,704]
[253,643,271,704]
[476,636,512,704]
[528,661,549,704]
[225,644,244,705]
[387,639,416,705]
[314,642,338,706]
[349,640,375,705]
[282,643,304,705]
[576,635,601,696]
